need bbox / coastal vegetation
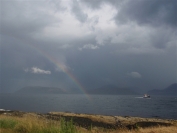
[0,111,177,133]
[0,115,78,133]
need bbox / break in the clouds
[1,0,177,92]
[24,67,51,74]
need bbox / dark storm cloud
[1,0,176,93]
[80,0,105,9]
[81,0,177,27]
[149,28,176,49]
[115,0,177,27]
[66,40,176,90]
[1,0,60,38]
[80,0,123,9]
[71,0,88,23]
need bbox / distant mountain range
[15,83,177,96]
[147,83,177,96]
[15,85,138,95]
[87,84,138,95]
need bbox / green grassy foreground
[0,112,177,133]
[0,115,79,133]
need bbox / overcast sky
[1,0,177,93]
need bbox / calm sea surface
[0,94,177,119]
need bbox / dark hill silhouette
[148,83,177,96]
[87,84,138,95]
[15,86,67,94]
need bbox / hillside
[87,84,138,95]
[148,83,177,96]
[15,86,67,94]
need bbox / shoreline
[0,109,177,130]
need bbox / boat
[143,94,150,98]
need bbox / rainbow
[22,42,90,100]
[45,53,89,96]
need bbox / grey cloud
[1,36,53,68]
[80,0,105,9]
[87,16,99,31]
[1,1,60,38]
[47,0,65,12]
[127,72,142,78]
[80,0,176,53]
[80,0,123,9]
[78,44,99,51]
[72,0,88,23]
[1,0,176,93]
[59,44,72,49]
[115,0,177,27]
[149,28,177,49]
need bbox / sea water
[0,93,177,119]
